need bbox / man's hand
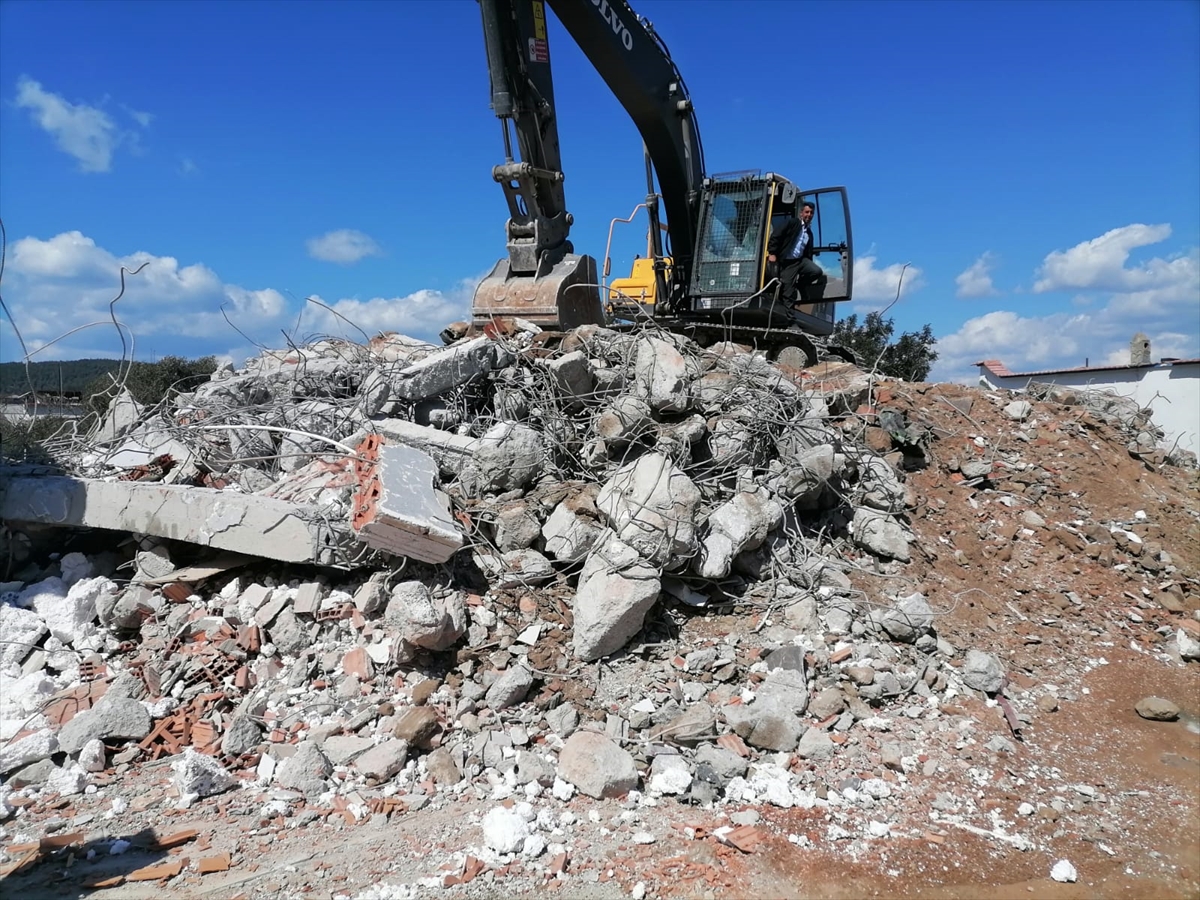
[768,254,776,263]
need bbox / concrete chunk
[353,442,463,564]
[593,396,653,445]
[292,581,323,616]
[542,488,604,563]
[635,337,691,413]
[573,532,661,661]
[0,603,48,671]
[596,452,701,567]
[851,507,911,562]
[697,490,784,579]
[392,336,508,402]
[545,350,595,400]
[0,728,58,775]
[352,739,410,781]
[961,649,1005,693]
[558,731,638,799]
[870,592,935,643]
[58,697,152,754]
[722,696,804,752]
[386,581,466,651]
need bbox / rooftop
[977,358,1200,379]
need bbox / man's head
[799,201,814,224]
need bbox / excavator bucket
[471,254,605,331]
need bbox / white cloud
[121,105,153,128]
[13,76,139,173]
[2,231,287,358]
[928,225,1200,382]
[850,257,924,305]
[0,230,477,361]
[955,252,999,298]
[931,308,1199,384]
[302,279,478,343]
[306,229,383,265]
[179,157,199,176]
[1033,223,1187,293]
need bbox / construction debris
[0,320,1197,898]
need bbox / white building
[976,334,1199,458]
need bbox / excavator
[473,0,854,365]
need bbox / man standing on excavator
[768,200,827,308]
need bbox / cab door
[800,186,853,303]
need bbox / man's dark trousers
[778,257,828,306]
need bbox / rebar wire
[31,287,919,582]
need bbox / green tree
[832,312,938,382]
[85,355,218,415]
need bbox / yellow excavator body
[606,256,671,316]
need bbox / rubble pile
[1,321,1197,897]
[1025,380,1198,468]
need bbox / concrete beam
[0,474,333,565]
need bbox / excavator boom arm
[478,0,704,289]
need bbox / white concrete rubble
[572,532,661,661]
[596,452,701,567]
[172,747,237,798]
[0,603,47,671]
[696,490,784,579]
[353,441,463,564]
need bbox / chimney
[1130,332,1151,366]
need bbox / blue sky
[1,0,1197,382]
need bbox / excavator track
[611,316,856,368]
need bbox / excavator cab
[689,175,852,336]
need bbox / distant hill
[0,359,124,396]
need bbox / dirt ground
[3,380,1199,900]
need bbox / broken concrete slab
[352,439,463,564]
[0,475,345,566]
[371,418,478,476]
